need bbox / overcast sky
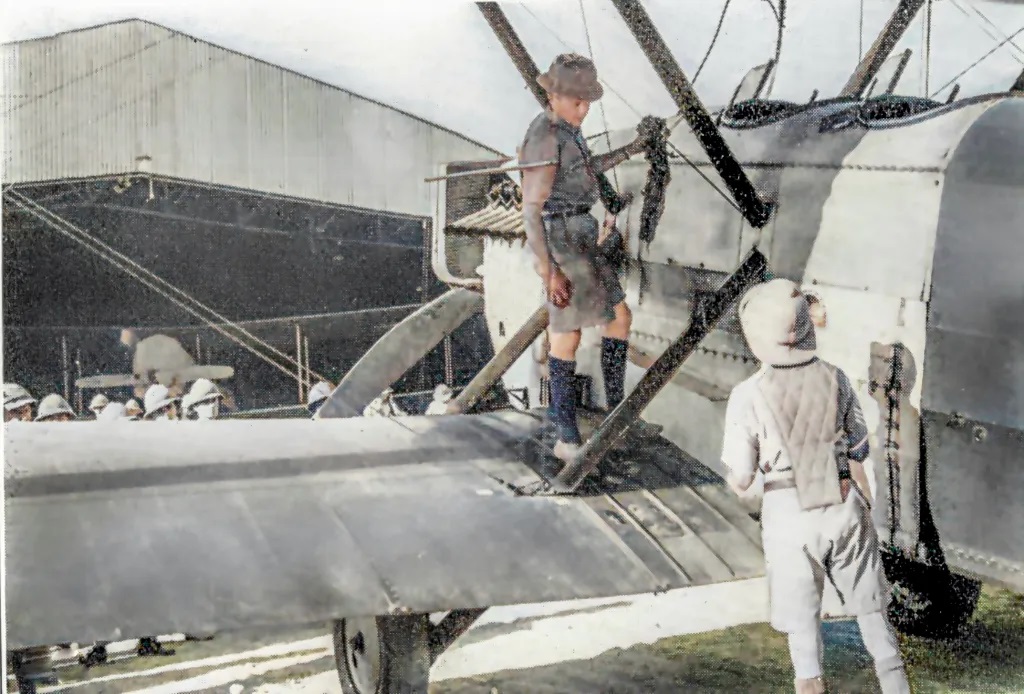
[3,0,1023,153]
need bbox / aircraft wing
[5,412,765,649]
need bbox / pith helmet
[125,399,143,419]
[307,381,333,412]
[4,383,36,411]
[537,53,603,102]
[89,393,110,413]
[143,384,177,418]
[738,278,817,368]
[35,393,76,421]
[182,378,222,412]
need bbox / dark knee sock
[548,356,582,445]
[601,337,629,409]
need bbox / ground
[18,587,1024,694]
[429,588,1024,694]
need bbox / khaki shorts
[544,213,626,333]
[761,485,887,633]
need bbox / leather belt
[543,204,593,220]
[764,478,797,493]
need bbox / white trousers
[761,485,886,633]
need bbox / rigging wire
[764,0,786,98]
[925,0,933,97]
[859,0,865,61]
[694,0,733,84]
[3,188,330,384]
[951,0,1024,64]
[929,24,1024,98]
[578,0,619,190]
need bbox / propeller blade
[153,366,234,386]
[74,374,145,389]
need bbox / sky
[2,0,1023,153]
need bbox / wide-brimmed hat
[537,53,603,102]
[738,279,817,367]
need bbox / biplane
[6,1,1023,692]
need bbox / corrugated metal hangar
[2,19,501,410]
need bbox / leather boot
[795,677,826,694]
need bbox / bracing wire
[578,0,619,191]
[951,0,1024,65]
[765,0,786,98]
[694,0,733,84]
[929,24,1024,98]
[925,0,933,97]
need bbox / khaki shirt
[519,110,599,212]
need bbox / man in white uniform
[4,383,37,422]
[181,378,224,420]
[425,383,454,415]
[721,279,910,694]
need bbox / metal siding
[283,71,320,197]
[2,20,498,216]
[208,43,250,185]
[347,96,387,210]
[319,89,355,205]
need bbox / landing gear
[79,643,109,668]
[9,649,57,694]
[333,615,430,694]
[882,546,981,639]
[333,609,487,694]
[137,636,176,657]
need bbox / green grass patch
[648,586,1024,693]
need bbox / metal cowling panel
[924,98,1024,431]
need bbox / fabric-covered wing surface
[5,412,765,649]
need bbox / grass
[647,586,1024,693]
[434,586,1024,693]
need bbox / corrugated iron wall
[2,20,501,217]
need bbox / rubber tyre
[334,614,431,694]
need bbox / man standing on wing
[519,52,661,465]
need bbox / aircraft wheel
[882,547,981,639]
[333,614,431,694]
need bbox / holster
[599,226,628,272]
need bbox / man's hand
[545,267,572,308]
[626,115,667,155]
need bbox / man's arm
[589,115,666,174]
[721,388,759,495]
[519,136,558,279]
[838,369,873,502]
[589,141,644,174]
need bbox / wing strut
[840,0,926,99]
[553,248,769,492]
[609,0,774,229]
